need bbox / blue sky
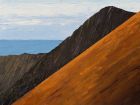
[0,0,140,40]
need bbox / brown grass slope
[13,13,140,105]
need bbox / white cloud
[0,2,97,28]
[0,1,140,26]
[1,18,42,25]
[0,17,81,27]
[0,26,7,30]
[0,2,96,17]
[0,0,140,39]
[0,0,139,18]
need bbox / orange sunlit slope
[13,13,140,105]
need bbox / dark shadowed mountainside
[0,54,44,97]
[0,6,135,105]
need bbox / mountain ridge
[13,12,140,105]
[0,6,135,105]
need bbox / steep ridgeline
[13,12,140,105]
[0,6,135,105]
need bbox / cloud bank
[0,0,140,39]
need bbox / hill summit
[0,6,135,105]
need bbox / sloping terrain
[0,6,135,105]
[13,12,140,105]
[0,54,44,98]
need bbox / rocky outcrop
[0,6,135,105]
[12,12,140,105]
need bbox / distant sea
[0,40,62,56]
